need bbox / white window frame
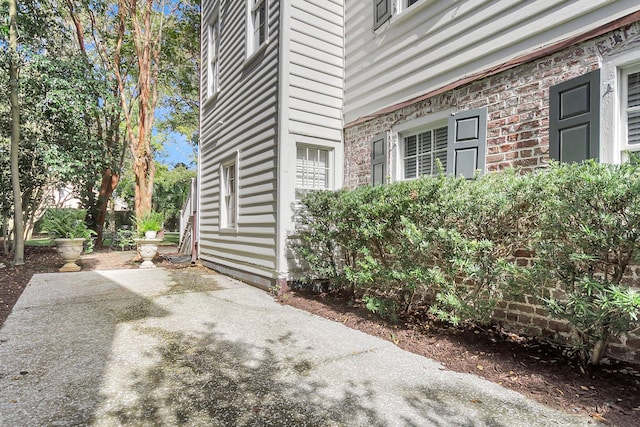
[246,0,268,58]
[295,145,334,201]
[621,65,640,161]
[393,111,452,181]
[401,125,448,179]
[398,0,421,13]
[207,13,220,100]
[601,53,640,164]
[220,153,238,230]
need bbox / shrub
[532,161,640,365]
[398,170,539,325]
[291,161,640,365]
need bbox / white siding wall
[200,0,281,285]
[345,0,640,124]
[289,0,344,141]
[277,0,344,277]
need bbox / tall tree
[113,0,167,218]
[63,0,127,247]
[9,0,24,265]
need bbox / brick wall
[343,21,640,363]
[344,21,640,188]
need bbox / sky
[154,106,197,170]
[158,132,196,169]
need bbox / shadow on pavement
[0,271,170,426]
[101,325,387,426]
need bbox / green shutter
[549,69,600,163]
[447,108,487,178]
[371,133,387,185]
[374,0,392,30]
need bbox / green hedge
[292,161,640,365]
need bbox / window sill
[203,89,220,108]
[220,226,238,234]
[374,0,438,35]
[244,41,268,68]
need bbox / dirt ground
[1,247,640,426]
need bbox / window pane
[628,72,640,108]
[434,127,448,149]
[208,19,219,96]
[404,157,416,179]
[405,135,417,157]
[403,126,448,178]
[434,126,448,172]
[419,153,432,176]
[417,131,430,154]
[223,162,237,228]
[629,110,640,145]
[296,147,330,192]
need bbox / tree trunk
[9,0,24,265]
[94,169,119,249]
[113,0,162,219]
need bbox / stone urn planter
[135,238,162,268]
[54,238,86,272]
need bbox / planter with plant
[134,210,164,268]
[135,210,164,239]
[40,209,96,272]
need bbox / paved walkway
[0,268,593,426]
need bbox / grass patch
[25,237,54,247]
[161,232,180,245]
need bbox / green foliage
[362,295,398,322]
[0,0,125,240]
[153,163,196,230]
[135,210,164,235]
[292,161,640,364]
[294,171,536,325]
[532,160,640,364]
[40,208,96,252]
[156,0,201,152]
[115,229,136,250]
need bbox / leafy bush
[362,295,398,322]
[291,161,640,365]
[40,208,96,252]
[532,161,640,365]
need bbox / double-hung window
[295,146,330,201]
[622,68,640,160]
[402,126,448,179]
[247,0,267,56]
[374,0,422,29]
[392,108,486,180]
[221,158,237,229]
[207,15,220,99]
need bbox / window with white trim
[295,146,331,201]
[247,0,267,56]
[622,67,640,160]
[402,125,448,179]
[405,0,420,8]
[207,15,220,99]
[374,0,422,28]
[221,159,237,229]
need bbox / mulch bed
[1,247,639,426]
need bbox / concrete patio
[0,267,593,426]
